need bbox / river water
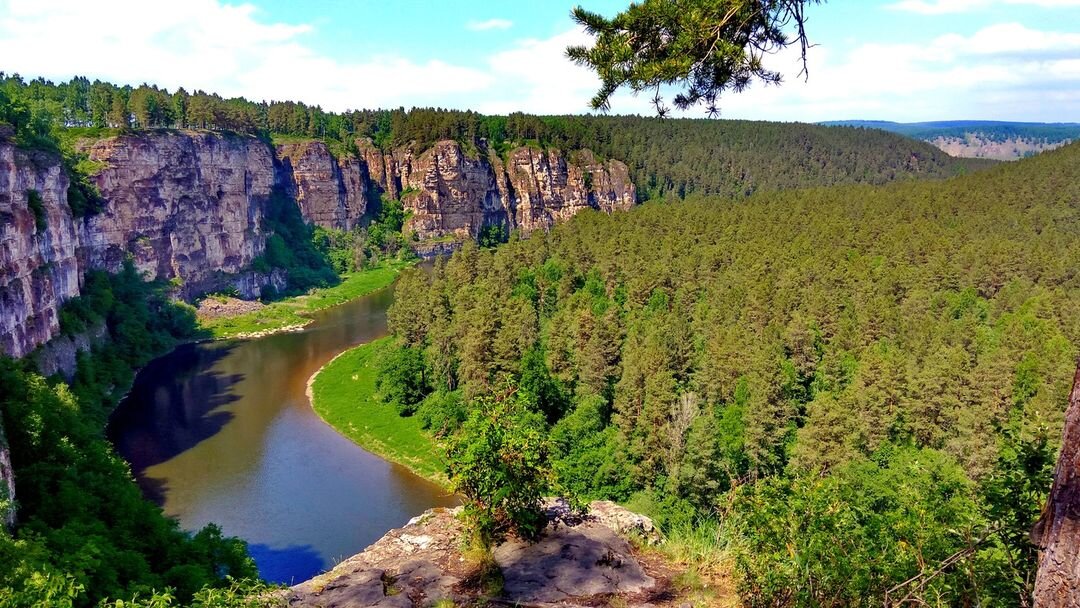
[106,284,457,584]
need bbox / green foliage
[25,188,46,231]
[726,445,987,607]
[375,344,430,415]
[2,73,987,206]
[415,390,467,437]
[0,264,257,607]
[309,337,447,483]
[253,189,338,294]
[446,385,554,546]
[386,143,1080,604]
[568,0,821,115]
[477,224,508,248]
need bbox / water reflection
[107,284,457,583]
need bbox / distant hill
[822,120,1080,160]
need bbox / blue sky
[1,0,1079,121]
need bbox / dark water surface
[107,285,457,584]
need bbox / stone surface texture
[1033,361,1080,608]
[288,499,664,608]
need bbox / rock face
[1032,361,1080,608]
[289,499,661,608]
[361,141,636,241]
[275,141,368,230]
[80,132,275,297]
[0,417,15,529]
[0,143,81,359]
[0,132,635,360]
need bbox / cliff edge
[288,499,681,608]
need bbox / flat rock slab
[495,519,655,603]
[288,500,661,607]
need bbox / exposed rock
[0,132,635,363]
[0,417,14,529]
[289,500,664,608]
[360,140,636,241]
[196,295,265,321]
[275,141,368,230]
[929,135,1072,161]
[30,319,107,380]
[1032,361,1080,607]
[79,131,274,297]
[410,239,462,260]
[0,144,81,358]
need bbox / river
[106,282,457,584]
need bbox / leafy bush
[375,344,430,415]
[446,388,553,546]
[725,445,988,607]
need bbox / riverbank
[198,260,415,340]
[307,337,448,485]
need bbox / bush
[725,445,991,607]
[415,389,466,436]
[446,388,554,546]
[375,345,430,415]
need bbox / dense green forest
[0,265,281,607]
[381,142,1080,606]
[823,120,1080,145]
[1,73,991,201]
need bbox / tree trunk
[1032,360,1080,607]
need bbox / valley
[1,3,1079,605]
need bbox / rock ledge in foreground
[288,499,666,607]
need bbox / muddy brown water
[107,284,457,584]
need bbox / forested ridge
[1,73,991,202]
[381,141,1080,606]
[824,120,1080,145]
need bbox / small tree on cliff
[445,380,554,548]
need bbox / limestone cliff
[0,142,81,359]
[0,417,14,529]
[360,140,636,241]
[275,141,368,230]
[0,132,635,360]
[1032,361,1080,608]
[79,132,275,297]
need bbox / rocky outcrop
[0,417,14,529]
[79,132,275,297]
[289,499,664,608]
[0,143,81,359]
[0,132,636,360]
[275,141,368,230]
[1033,361,1080,608]
[360,140,636,241]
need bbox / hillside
[824,120,1080,160]
[3,75,989,203]
[377,141,1080,606]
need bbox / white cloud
[0,0,1076,121]
[887,0,1080,14]
[466,18,513,31]
[0,0,493,110]
[714,22,1080,121]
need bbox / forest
[1,73,991,202]
[380,141,1080,606]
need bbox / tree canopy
[567,0,823,115]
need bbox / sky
[1,0,1079,122]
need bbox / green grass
[310,337,448,485]
[199,260,414,339]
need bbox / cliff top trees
[567,0,822,115]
